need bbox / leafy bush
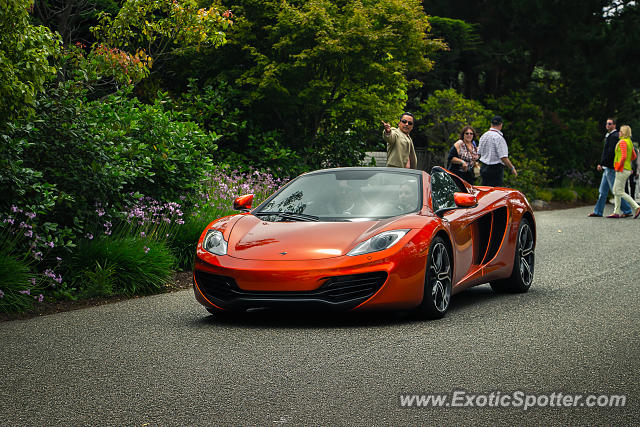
[503,156,549,201]
[304,129,369,169]
[76,261,117,298]
[67,236,175,296]
[574,186,599,203]
[2,84,218,247]
[0,252,41,313]
[168,206,232,271]
[534,189,553,202]
[169,166,285,270]
[416,88,493,153]
[551,188,578,203]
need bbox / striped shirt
[478,128,508,165]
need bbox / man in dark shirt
[588,118,633,217]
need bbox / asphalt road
[1,205,639,426]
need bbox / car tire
[417,236,452,319]
[490,217,535,293]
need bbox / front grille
[194,271,388,309]
[320,273,388,302]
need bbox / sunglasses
[464,132,474,135]
[606,122,614,125]
[401,119,413,125]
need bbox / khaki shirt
[383,128,417,168]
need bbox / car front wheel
[418,236,452,319]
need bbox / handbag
[473,162,481,178]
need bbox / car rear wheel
[490,218,534,293]
[418,236,452,319]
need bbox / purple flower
[26,212,36,220]
[34,251,43,260]
[31,277,36,285]
[143,246,150,254]
[48,241,55,248]
[0,289,4,298]
[86,233,94,240]
[24,230,33,238]
[20,289,31,295]
[140,232,146,237]
[35,294,44,303]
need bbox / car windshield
[255,170,421,221]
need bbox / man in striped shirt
[478,116,517,187]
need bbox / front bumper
[193,244,428,312]
[194,270,388,310]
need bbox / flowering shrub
[0,207,62,313]
[0,164,286,313]
[199,166,286,210]
[67,236,174,296]
[166,166,286,270]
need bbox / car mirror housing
[453,192,476,208]
[233,194,254,211]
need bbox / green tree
[410,16,479,99]
[0,0,60,123]
[197,0,443,158]
[416,88,492,153]
[91,0,234,75]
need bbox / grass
[67,236,175,296]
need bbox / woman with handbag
[447,126,480,184]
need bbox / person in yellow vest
[382,113,417,169]
[607,125,640,218]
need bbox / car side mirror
[453,192,476,208]
[233,194,254,211]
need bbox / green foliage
[0,223,48,313]
[534,189,553,203]
[0,0,60,123]
[168,206,232,271]
[417,88,493,153]
[573,186,598,203]
[304,129,368,169]
[0,252,38,313]
[203,0,442,149]
[77,260,117,298]
[485,90,549,195]
[3,84,218,232]
[503,157,548,202]
[91,0,233,74]
[68,236,174,296]
[413,16,480,96]
[551,187,578,203]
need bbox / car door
[429,168,476,286]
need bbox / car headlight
[347,229,410,256]
[202,230,228,255]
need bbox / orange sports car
[193,167,535,318]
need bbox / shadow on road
[187,283,525,329]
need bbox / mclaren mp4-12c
[193,167,535,318]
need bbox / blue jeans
[593,167,632,215]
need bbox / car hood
[226,214,407,260]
